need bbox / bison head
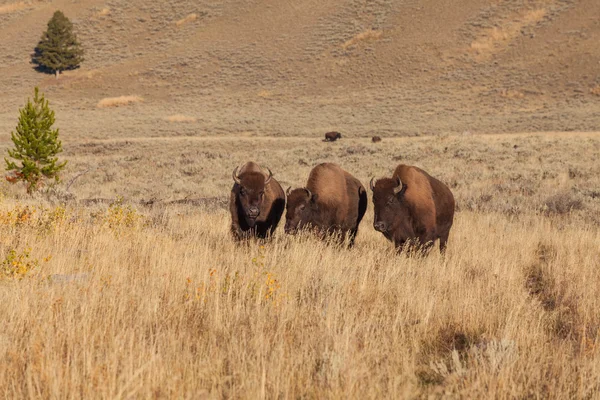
[233,166,272,227]
[284,187,318,234]
[370,176,414,244]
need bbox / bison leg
[439,231,450,254]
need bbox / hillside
[1,0,599,139]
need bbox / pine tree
[5,87,67,194]
[32,11,84,79]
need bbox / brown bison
[372,136,382,143]
[370,164,455,253]
[324,131,342,142]
[229,162,285,240]
[285,163,367,246]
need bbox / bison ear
[393,177,406,196]
[310,193,318,204]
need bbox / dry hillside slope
[0,0,599,138]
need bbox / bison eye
[387,196,395,205]
[239,187,246,195]
[299,205,306,211]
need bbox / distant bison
[229,162,285,240]
[372,136,382,143]
[370,164,455,253]
[285,163,367,246]
[324,131,342,142]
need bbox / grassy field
[1,132,599,398]
[2,0,600,397]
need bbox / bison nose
[374,221,387,232]
[247,207,260,218]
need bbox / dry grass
[0,200,598,398]
[257,90,273,98]
[590,85,600,96]
[0,1,27,14]
[96,95,143,108]
[175,13,197,27]
[97,7,110,17]
[163,114,197,123]
[500,89,525,99]
[0,132,599,397]
[342,29,383,50]
[470,8,547,59]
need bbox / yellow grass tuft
[590,85,600,96]
[96,95,143,108]
[257,90,273,98]
[523,8,547,24]
[164,114,197,123]
[500,89,525,99]
[97,7,110,17]
[0,2,27,14]
[175,13,197,27]
[342,29,383,50]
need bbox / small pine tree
[5,87,67,194]
[32,10,84,79]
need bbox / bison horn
[232,166,241,185]
[393,177,404,195]
[304,188,312,201]
[286,186,292,196]
[264,167,273,184]
[369,177,376,191]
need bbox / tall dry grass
[0,196,599,398]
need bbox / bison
[370,164,455,253]
[285,163,367,246]
[324,131,342,142]
[229,162,285,240]
[372,136,382,143]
